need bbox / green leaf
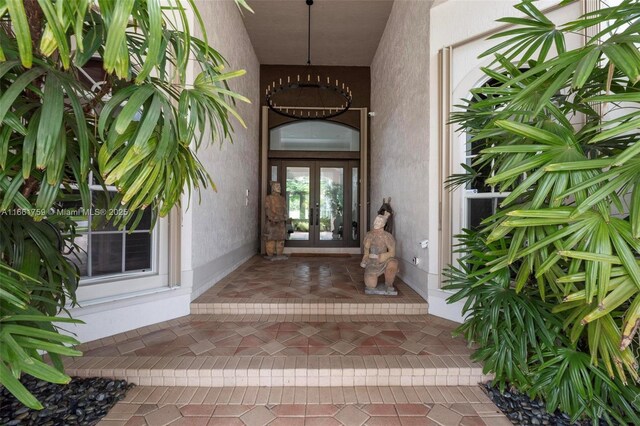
[0,362,42,409]
[506,208,575,219]
[494,120,567,146]
[18,357,71,384]
[36,0,71,69]
[589,117,640,144]
[613,140,640,167]
[21,109,41,179]
[18,337,82,356]
[587,92,640,103]
[0,68,46,126]
[582,281,637,323]
[572,46,600,89]
[481,145,552,154]
[74,23,104,67]
[631,183,640,239]
[114,85,155,134]
[102,0,135,78]
[608,222,640,291]
[558,251,621,264]
[36,73,64,169]
[544,159,613,171]
[6,0,32,67]
[135,0,162,83]
[2,314,81,324]
[602,43,640,82]
[0,325,79,345]
[131,94,162,148]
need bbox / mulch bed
[482,383,594,425]
[0,376,133,426]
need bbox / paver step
[76,315,469,359]
[65,354,492,388]
[190,301,429,315]
[98,386,511,426]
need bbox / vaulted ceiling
[241,0,395,66]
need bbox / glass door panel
[319,167,344,241]
[285,166,311,241]
[351,166,359,242]
[277,160,359,248]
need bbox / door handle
[315,206,319,226]
[310,208,314,227]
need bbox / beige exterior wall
[370,0,433,304]
[182,0,261,298]
[371,0,583,321]
[428,0,583,321]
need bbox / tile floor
[80,315,471,358]
[192,256,425,305]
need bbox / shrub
[293,220,309,232]
[0,0,250,409]
[445,1,640,423]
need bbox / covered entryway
[261,108,369,254]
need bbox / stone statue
[377,197,393,234]
[361,211,399,295]
[264,181,287,259]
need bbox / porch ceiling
[241,0,394,66]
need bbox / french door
[276,160,360,248]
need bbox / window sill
[67,284,190,316]
[79,270,157,286]
[74,273,169,304]
[73,285,174,307]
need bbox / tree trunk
[24,0,44,49]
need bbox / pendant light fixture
[265,0,353,120]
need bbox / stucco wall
[426,0,582,322]
[184,0,261,297]
[370,0,432,302]
[371,0,581,322]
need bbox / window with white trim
[461,75,515,230]
[64,179,156,282]
[463,134,510,230]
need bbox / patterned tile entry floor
[81,315,472,358]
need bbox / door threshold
[284,247,361,255]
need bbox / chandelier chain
[265,0,352,120]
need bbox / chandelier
[265,0,353,120]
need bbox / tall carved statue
[264,181,288,258]
[361,212,399,295]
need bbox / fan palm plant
[446,0,640,423]
[0,0,251,409]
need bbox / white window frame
[460,116,511,232]
[73,216,169,303]
[74,180,157,283]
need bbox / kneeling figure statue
[361,212,398,295]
